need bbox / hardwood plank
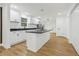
[0,33,78,56]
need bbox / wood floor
[0,33,78,56]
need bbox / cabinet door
[10,9,20,22]
[20,31,27,40]
[10,32,17,45]
[18,31,25,41]
[10,9,21,29]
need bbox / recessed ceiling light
[57,12,62,15]
[40,8,44,12]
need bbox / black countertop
[10,28,38,31]
[10,28,52,34]
[25,29,51,34]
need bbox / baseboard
[70,43,79,55]
[0,40,26,49]
[2,43,11,49]
[11,40,26,46]
[70,41,79,55]
[0,44,2,46]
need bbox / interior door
[0,7,2,43]
[56,17,65,36]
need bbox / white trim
[0,43,11,49]
[71,42,79,55]
[0,44,2,46]
[2,43,11,49]
[67,3,78,16]
[11,40,26,46]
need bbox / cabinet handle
[17,33,19,36]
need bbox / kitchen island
[10,28,51,52]
[26,29,51,52]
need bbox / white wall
[56,15,70,39]
[70,10,79,54]
[0,4,11,48]
[40,17,56,32]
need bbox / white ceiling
[11,3,74,17]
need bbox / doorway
[0,7,2,43]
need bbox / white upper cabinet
[10,9,21,28]
[10,9,21,22]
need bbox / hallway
[0,33,78,56]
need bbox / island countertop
[25,29,51,34]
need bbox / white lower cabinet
[26,32,50,52]
[10,31,17,45]
[10,31,26,45]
